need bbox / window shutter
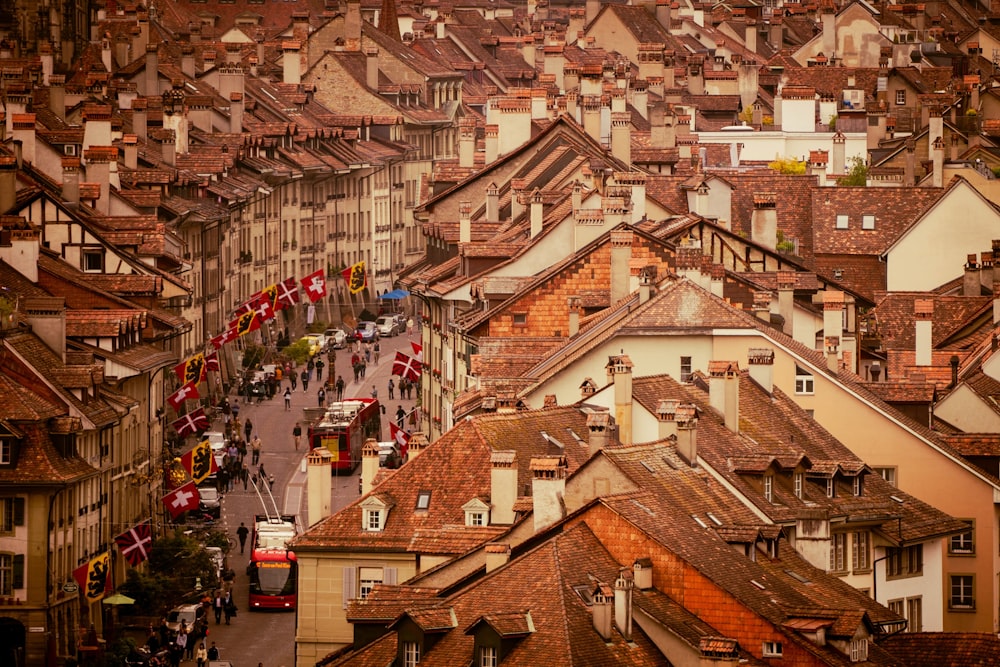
[13,497,24,526]
[384,567,397,585]
[342,567,356,609]
[13,554,24,589]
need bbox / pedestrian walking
[236,523,249,554]
[293,422,302,451]
[371,385,378,400]
[336,375,345,400]
[250,434,262,465]
[290,371,297,390]
[241,463,249,490]
[407,317,414,337]
[353,363,360,383]
[231,399,240,419]
[396,405,406,429]
[365,347,371,364]
[307,357,315,381]
[316,358,325,381]
[223,591,234,625]
[388,379,394,400]
[213,592,224,624]
[373,340,380,364]
[244,418,253,442]
[283,387,292,411]
[360,360,367,378]
[318,387,326,407]
[207,642,220,661]
[268,473,275,490]
[301,369,309,392]
[196,643,207,667]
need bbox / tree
[837,156,868,186]
[768,157,806,174]
[119,531,221,615]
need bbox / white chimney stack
[306,446,333,526]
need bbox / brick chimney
[675,404,698,466]
[769,16,783,49]
[306,446,333,526]
[531,455,567,532]
[750,193,777,250]
[777,270,795,335]
[708,360,740,433]
[459,201,472,244]
[530,189,544,238]
[406,432,428,463]
[610,228,633,305]
[591,583,614,641]
[485,183,499,223]
[345,0,362,51]
[132,97,147,141]
[49,74,66,120]
[283,41,302,85]
[62,157,81,206]
[123,134,138,170]
[809,149,828,186]
[490,451,518,525]
[825,335,840,372]
[614,569,634,641]
[914,298,933,366]
[144,43,159,96]
[608,354,634,445]
[747,348,774,394]
[586,410,612,454]
[12,114,35,166]
[656,399,679,439]
[360,438,380,496]
[611,112,631,165]
[485,543,511,572]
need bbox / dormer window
[826,478,835,498]
[365,509,382,531]
[763,474,774,502]
[852,476,862,496]
[794,472,804,498]
[463,498,491,527]
[361,496,390,532]
[478,646,497,667]
[403,641,420,667]
[0,438,12,465]
[82,247,104,273]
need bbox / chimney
[744,18,758,54]
[84,147,115,215]
[365,47,380,90]
[123,134,138,170]
[49,75,66,120]
[459,201,472,244]
[306,446,333,526]
[821,6,836,57]
[710,263,724,298]
[777,271,795,335]
[39,43,53,85]
[585,0,600,24]
[144,43,159,96]
[655,0,670,27]
[638,269,652,304]
[230,92,244,133]
[531,88,547,120]
[522,35,536,68]
[485,543,511,573]
[656,399,679,439]
[20,297,66,361]
[459,118,475,168]
[738,60,759,110]
[753,290,771,323]
[825,335,840,372]
[708,361,740,433]
[608,354,634,445]
[611,112,631,165]
[675,405,698,466]
[610,228,632,305]
[904,138,915,186]
[663,49,676,89]
[283,41,302,85]
[932,136,944,188]
[484,124,499,165]
[914,299,933,366]
[747,348,774,394]
[161,131,176,168]
[631,80,648,121]
[687,56,704,95]
[345,0,362,51]
[592,583,614,641]
[360,439,380,496]
[102,37,113,73]
[928,107,943,161]
[406,432,428,463]
[582,95,602,145]
[751,193,777,250]
[11,114,35,166]
[531,455,567,533]
[181,45,196,78]
[809,149,828,186]
[823,290,844,368]
[994,281,1000,325]
[649,102,671,149]
[964,254,980,297]
[769,16,783,49]
[544,43,566,92]
[568,296,581,337]
[510,179,526,221]
[132,98,147,141]
[614,570,634,641]
[82,104,113,155]
[572,181,583,213]
[490,451,518,525]
[586,410,612,454]
[530,189,544,238]
[62,157,81,205]
[485,183,499,223]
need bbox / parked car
[355,321,378,342]
[198,487,221,518]
[325,326,349,349]
[166,603,208,633]
[203,431,227,468]
[375,315,400,337]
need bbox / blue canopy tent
[379,289,410,300]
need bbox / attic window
[826,478,836,498]
[0,438,11,465]
[416,491,431,511]
[762,641,783,657]
[82,248,104,273]
[794,366,814,395]
[862,214,875,230]
[750,579,766,590]
[512,312,527,326]
[763,474,774,502]
[364,508,383,531]
[707,512,722,526]
[64,145,77,156]
[794,472,804,498]
[835,214,849,229]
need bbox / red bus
[248,513,298,610]
[308,398,382,473]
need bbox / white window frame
[830,533,846,572]
[853,476,862,496]
[479,645,497,667]
[949,523,974,554]
[826,478,835,498]
[763,475,773,502]
[403,641,420,667]
[0,553,11,596]
[794,472,804,498]
[795,367,814,395]
[895,89,906,105]
[358,566,383,600]
[680,356,693,382]
[762,641,782,657]
[852,531,869,571]
[835,214,849,229]
[849,638,868,662]
[468,512,484,526]
[861,214,875,230]
[875,467,896,487]
[365,509,382,531]
[950,574,974,609]
[81,247,104,273]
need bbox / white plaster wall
[697,131,867,173]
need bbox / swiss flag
[252,292,275,321]
[301,269,327,302]
[411,341,423,363]
[211,328,239,349]
[277,276,301,308]
[204,351,220,372]
[167,381,200,412]
[161,481,200,520]
[171,408,209,438]
[389,422,410,459]
[392,351,422,382]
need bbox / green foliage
[203,529,233,554]
[828,115,837,130]
[992,166,1000,178]
[119,531,219,614]
[768,157,806,175]
[739,105,753,124]
[284,338,312,365]
[776,229,796,254]
[837,156,868,186]
[241,342,266,368]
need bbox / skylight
[707,512,722,526]
[750,580,766,590]
[692,515,708,528]
[415,491,431,511]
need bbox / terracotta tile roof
[879,632,1000,665]
[0,413,98,485]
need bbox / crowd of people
[140,588,235,667]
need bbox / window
[403,641,420,667]
[365,509,382,531]
[358,567,383,599]
[888,598,903,617]
[468,512,484,526]
[906,596,922,632]
[0,439,10,464]
[875,467,896,487]
[0,497,24,535]
[512,313,527,326]
[416,491,431,511]
[862,214,875,230]
[82,248,103,273]
[826,478,835,498]
[849,638,868,662]
[763,474,773,502]
[762,641,782,657]
[680,356,693,382]
[852,475,862,496]
[794,472,804,498]
[895,89,906,105]
[852,531,869,571]
[949,523,974,554]
[0,554,11,595]
[64,144,77,156]
[479,646,497,667]
[886,545,922,578]
[950,575,974,609]
[795,366,814,394]
[835,214,849,229]
[830,533,846,572]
